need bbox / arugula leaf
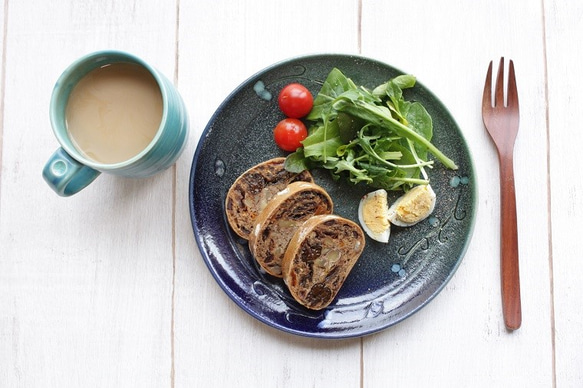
[301,116,343,161]
[284,148,311,173]
[286,68,457,191]
[306,68,359,121]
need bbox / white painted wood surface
[0,0,580,387]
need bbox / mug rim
[49,50,169,170]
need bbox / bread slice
[225,157,313,239]
[248,181,333,278]
[282,214,365,310]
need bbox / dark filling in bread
[243,172,267,194]
[306,283,332,307]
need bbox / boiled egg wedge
[387,184,436,227]
[358,189,391,243]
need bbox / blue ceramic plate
[189,54,476,339]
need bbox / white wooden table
[1,1,581,387]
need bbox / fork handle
[499,154,522,330]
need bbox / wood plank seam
[171,1,182,387]
[0,0,10,223]
[540,0,557,386]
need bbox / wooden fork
[482,58,521,331]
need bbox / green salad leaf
[285,68,457,191]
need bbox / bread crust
[225,158,313,239]
[282,214,365,310]
[248,181,333,278]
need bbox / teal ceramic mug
[43,50,189,196]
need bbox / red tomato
[273,118,308,152]
[278,83,313,118]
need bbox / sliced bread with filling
[248,181,333,278]
[225,157,313,239]
[282,214,365,310]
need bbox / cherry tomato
[273,118,308,152]
[278,83,313,118]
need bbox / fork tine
[482,60,493,109]
[495,57,505,107]
[507,59,519,109]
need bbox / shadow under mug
[42,50,189,196]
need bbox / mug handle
[42,148,101,196]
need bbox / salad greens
[284,68,458,191]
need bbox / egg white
[358,189,391,243]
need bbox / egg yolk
[395,186,432,223]
[362,195,390,233]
